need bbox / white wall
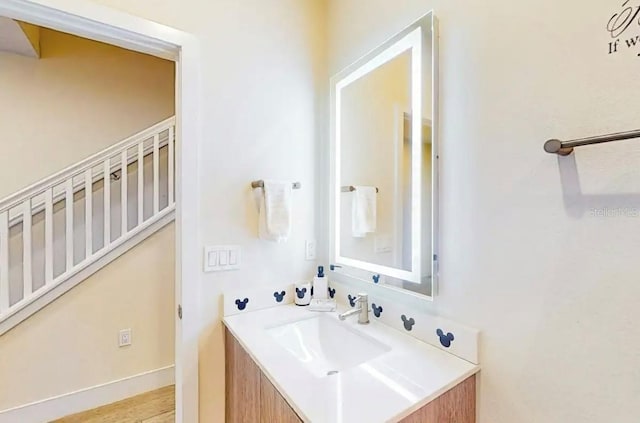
[84,1,327,421]
[328,1,640,422]
[0,28,175,198]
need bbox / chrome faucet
[338,293,369,324]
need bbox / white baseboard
[0,365,175,423]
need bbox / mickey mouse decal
[436,329,455,348]
[295,287,307,299]
[328,287,336,298]
[401,314,415,331]
[235,298,249,311]
[372,274,380,284]
[348,294,357,307]
[372,303,383,318]
[273,291,286,303]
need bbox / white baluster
[23,198,32,298]
[0,211,9,312]
[104,159,111,248]
[153,134,160,214]
[85,169,93,258]
[168,126,174,205]
[65,178,74,271]
[138,142,144,225]
[45,188,54,284]
[121,150,128,235]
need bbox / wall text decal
[608,1,640,55]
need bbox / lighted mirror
[330,13,438,298]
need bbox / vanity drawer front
[225,329,261,423]
[260,373,302,423]
[399,375,476,423]
[226,328,302,423]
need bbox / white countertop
[223,305,479,423]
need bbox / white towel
[352,186,377,237]
[259,180,292,242]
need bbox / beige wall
[0,28,175,199]
[0,27,175,412]
[340,51,411,267]
[16,21,40,56]
[337,42,433,293]
[0,224,175,410]
[328,1,640,423]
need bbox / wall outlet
[305,240,317,260]
[119,328,132,347]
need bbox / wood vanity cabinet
[225,328,302,423]
[398,375,476,423]
[225,328,475,423]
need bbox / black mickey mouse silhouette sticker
[401,315,415,331]
[436,329,455,348]
[273,291,286,303]
[328,287,336,298]
[296,287,307,299]
[372,303,383,318]
[235,298,249,311]
[348,294,357,307]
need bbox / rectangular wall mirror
[329,13,438,299]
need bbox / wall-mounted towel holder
[341,185,379,193]
[544,128,640,156]
[251,180,301,189]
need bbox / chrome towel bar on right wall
[544,128,640,156]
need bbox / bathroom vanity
[225,11,479,423]
[224,305,478,423]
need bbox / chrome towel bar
[341,186,379,193]
[544,128,640,156]
[251,180,301,189]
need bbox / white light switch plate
[204,245,241,272]
[305,240,317,260]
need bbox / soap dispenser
[313,266,327,300]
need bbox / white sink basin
[266,315,391,378]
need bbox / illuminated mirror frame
[329,13,438,294]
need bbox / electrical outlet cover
[119,328,132,347]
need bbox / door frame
[0,0,202,421]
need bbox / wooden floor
[52,385,175,423]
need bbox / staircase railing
[0,117,176,322]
